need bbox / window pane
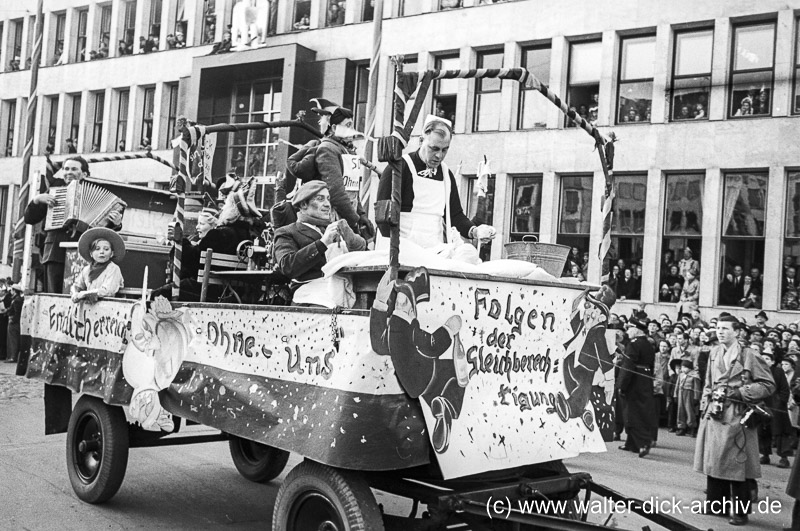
[475,92,501,132]
[612,175,646,234]
[730,71,771,116]
[675,30,713,76]
[436,56,460,95]
[723,173,767,237]
[477,52,503,92]
[794,68,800,114]
[559,176,593,234]
[618,81,652,123]
[510,176,542,237]
[786,172,800,238]
[664,174,703,236]
[518,47,550,129]
[733,23,775,71]
[569,41,602,84]
[671,80,710,120]
[621,36,655,81]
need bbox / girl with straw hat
[71,227,126,304]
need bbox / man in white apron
[376,115,497,249]
[273,180,366,308]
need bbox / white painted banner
[340,154,362,192]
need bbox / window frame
[121,0,137,54]
[566,39,602,127]
[75,8,89,63]
[352,63,370,134]
[432,53,460,127]
[91,92,105,152]
[793,17,800,115]
[473,48,504,132]
[45,96,58,152]
[228,79,283,186]
[149,0,163,40]
[4,100,16,157]
[11,18,23,62]
[141,86,156,147]
[517,44,551,130]
[53,13,66,64]
[165,83,179,149]
[97,4,112,54]
[69,94,82,146]
[783,170,800,308]
[508,174,543,241]
[728,21,777,119]
[116,89,129,151]
[616,34,656,125]
[670,27,713,122]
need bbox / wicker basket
[504,236,571,277]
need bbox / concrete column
[101,88,113,152]
[32,91,45,156]
[76,90,90,153]
[420,0,435,14]
[13,97,25,157]
[454,46,471,135]
[53,93,66,155]
[126,85,139,150]
[151,83,166,149]
[640,168,663,303]
[159,0,172,50]
[597,30,616,127]
[698,168,721,307]
[277,0,291,35]
[344,0,358,24]
[709,18,730,121]
[763,166,785,310]
[773,10,794,117]
[133,0,146,54]
[539,171,558,244]
[86,3,98,59]
[310,0,324,29]
[650,24,670,124]
[498,41,517,132]
[109,0,122,58]
[185,0,199,45]
[547,36,566,129]
[41,11,53,66]
[375,54,397,138]
[491,172,508,260]
[63,9,76,63]
[587,170,605,283]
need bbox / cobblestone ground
[0,364,43,401]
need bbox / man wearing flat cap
[617,315,655,457]
[273,180,366,307]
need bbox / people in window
[328,2,344,25]
[719,264,745,306]
[754,90,769,115]
[678,247,699,281]
[783,266,798,310]
[294,14,311,30]
[659,284,673,303]
[676,269,699,318]
[209,30,232,55]
[174,31,187,48]
[8,56,20,71]
[676,105,692,120]
[734,96,752,117]
[616,267,640,300]
[694,103,706,119]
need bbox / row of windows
[1,84,179,157]
[468,170,799,309]
[429,16,800,133]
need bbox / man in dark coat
[273,181,365,305]
[617,316,655,457]
[719,264,745,306]
[757,350,790,467]
[24,156,123,294]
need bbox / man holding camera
[693,314,775,526]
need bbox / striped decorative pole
[358,0,383,208]
[18,0,44,290]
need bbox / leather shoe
[613,434,621,441]
[639,444,651,458]
[760,455,770,465]
[728,514,748,526]
[618,445,634,452]
[778,457,791,469]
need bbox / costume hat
[78,227,126,264]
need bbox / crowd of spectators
[610,307,800,472]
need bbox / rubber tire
[272,461,385,531]
[228,435,290,483]
[66,395,129,504]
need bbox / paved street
[0,359,795,530]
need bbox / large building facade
[0,0,798,321]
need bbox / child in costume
[674,359,702,436]
[71,227,125,304]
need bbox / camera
[708,387,726,420]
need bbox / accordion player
[24,157,124,294]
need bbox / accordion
[44,180,127,232]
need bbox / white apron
[397,153,453,249]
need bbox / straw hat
[78,227,126,263]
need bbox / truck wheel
[272,461,384,531]
[228,435,289,483]
[66,395,129,504]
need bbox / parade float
[16,55,701,531]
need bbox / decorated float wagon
[17,60,701,531]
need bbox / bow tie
[418,167,437,179]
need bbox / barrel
[503,236,571,277]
